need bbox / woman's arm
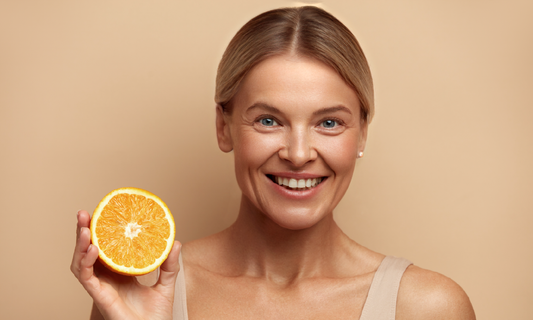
[71,210,181,320]
[90,303,105,320]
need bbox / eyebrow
[246,102,280,114]
[246,102,353,116]
[312,105,352,116]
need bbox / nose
[278,127,317,167]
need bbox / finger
[78,242,102,296]
[77,210,91,238]
[155,241,181,289]
[71,227,91,277]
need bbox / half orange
[90,187,175,275]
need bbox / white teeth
[289,179,297,188]
[272,175,324,190]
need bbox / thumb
[155,241,181,289]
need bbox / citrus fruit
[90,187,175,275]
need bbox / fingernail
[87,244,92,253]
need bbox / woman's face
[216,54,367,230]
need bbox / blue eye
[321,119,337,128]
[260,118,278,126]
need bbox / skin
[71,210,182,320]
[72,54,476,319]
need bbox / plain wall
[1,0,532,319]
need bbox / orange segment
[90,187,175,275]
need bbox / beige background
[1,0,532,319]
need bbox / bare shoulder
[396,265,476,320]
[181,231,231,272]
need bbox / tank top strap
[359,256,413,320]
[173,252,189,320]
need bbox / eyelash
[318,117,345,128]
[254,116,345,128]
[255,115,280,127]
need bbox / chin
[265,208,328,231]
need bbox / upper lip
[266,172,327,179]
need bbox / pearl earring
[358,151,364,158]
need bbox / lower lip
[268,177,326,200]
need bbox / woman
[71,6,476,319]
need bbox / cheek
[317,132,359,175]
[232,129,282,179]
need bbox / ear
[215,104,233,152]
[358,121,368,155]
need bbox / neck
[222,195,356,284]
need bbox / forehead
[232,55,360,115]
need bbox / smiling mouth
[266,174,325,191]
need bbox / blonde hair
[215,6,374,123]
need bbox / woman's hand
[71,210,181,320]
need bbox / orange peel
[90,187,175,275]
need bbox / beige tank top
[173,254,412,320]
